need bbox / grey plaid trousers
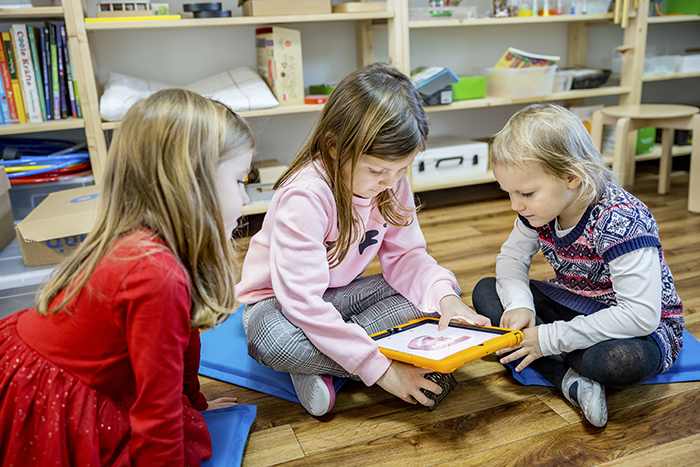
[242,274,447,378]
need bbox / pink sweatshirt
[235,161,458,385]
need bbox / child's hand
[437,295,491,331]
[496,326,542,372]
[205,396,238,410]
[376,361,442,407]
[500,307,536,331]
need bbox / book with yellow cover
[1,32,26,124]
[494,47,560,69]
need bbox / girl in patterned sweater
[472,103,684,428]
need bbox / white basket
[486,65,557,99]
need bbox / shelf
[602,144,692,165]
[648,15,700,24]
[0,6,64,19]
[411,170,495,193]
[83,11,394,30]
[242,200,270,216]
[0,118,84,135]
[100,103,325,131]
[409,12,616,28]
[642,71,700,82]
[424,86,631,113]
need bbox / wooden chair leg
[591,110,604,152]
[612,117,632,187]
[688,115,700,213]
[658,128,674,195]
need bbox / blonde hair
[36,89,254,330]
[275,62,428,267]
[490,103,618,212]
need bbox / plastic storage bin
[0,237,55,319]
[679,54,700,73]
[486,66,557,99]
[643,55,682,75]
[8,174,95,222]
[412,137,489,184]
[553,71,575,93]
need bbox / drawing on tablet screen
[408,335,471,351]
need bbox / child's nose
[510,196,523,212]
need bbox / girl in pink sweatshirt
[235,63,490,416]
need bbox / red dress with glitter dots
[0,233,212,466]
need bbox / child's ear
[567,175,582,190]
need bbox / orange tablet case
[369,317,523,373]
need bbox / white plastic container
[412,137,489,184]
[643,55,682,75]
[553,70,575,93]
[486,65,557,99]
[679,54,700,73]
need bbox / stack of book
[0,22,82,125]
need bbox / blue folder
[199,306,347,404]
[506,329,700,387]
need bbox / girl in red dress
[0,89,254,466]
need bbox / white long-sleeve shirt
[496,217,662,356]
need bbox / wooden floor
[200,168,700,467]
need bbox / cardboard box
[252,159,287,184]
[15,185,99,267]
[256,27,305,105]
[242,0,330,16]
[0,171,15,253]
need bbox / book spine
[27,26,47,121]
[0,36,19,124]
[39,25,52,120]
[55,22,67,119]
[11,24,43,123]
[65,37,81,118]
[2,32,27,124]
[60,23,76,119]
[0,78,8,124]
[48,24,60,120]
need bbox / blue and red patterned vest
[521,182,684,374]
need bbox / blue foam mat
[199,305,347,403]
[201,404,256,467]
[506,329,700,387]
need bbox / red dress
[0,233,212,466]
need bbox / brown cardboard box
[0,171,14,252]
[241,0,331,16]
[15,185,99,267]
[252,159,286,184]
[256,26,304,105]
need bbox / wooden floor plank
[438,388,700,467]
[242,425,305,467]
[595,432,700,466]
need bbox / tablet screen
[372,320,509,362]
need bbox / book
[60,23,76,119]
[39,25,51,120]
[0,37,19,123]
[2,31,27,123]
[0,78,8,124]
[65,36,81,118]
[10,24,43,123]
[48,23,59,120]
[493,47,560,69]
[54,22,67,119]
[27,25,47,120]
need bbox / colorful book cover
[60,23,76,119]
[2,31,27,123]
[0,37,19,123]
[493,47,560,69]
[65,36,81,118]
[10,24,43,123]
[55,22,67,119]
[27,25,47,121]
[48,24,60,120]
[39,25,52,120]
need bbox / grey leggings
[471,277,661,389]
[243,274,442,378]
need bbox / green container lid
[451,76,487,101]
[308,84,336,95]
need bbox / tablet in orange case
[369,317,523,373]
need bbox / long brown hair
[36,89,254,329]
[275,62,428,267]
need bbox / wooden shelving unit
[0,118,84,136]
